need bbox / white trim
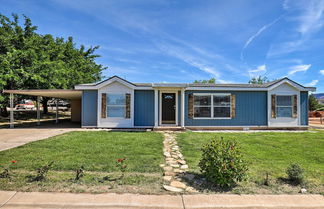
[159,90,178,126]
[154,89,159,127]
[75,77,136,90]
[187,87,269,91]
[192,93,232,119]
[181,89,185,127]
[268,79,314,92]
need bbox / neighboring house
[314,93,324,105]
[73,76,315,129]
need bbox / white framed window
[276,95,293,118]
[107,94,126,117]
[193,93,231,119]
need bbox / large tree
[0,14,106,116]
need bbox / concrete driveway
[0,123,81,151]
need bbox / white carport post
[37,96,40,126]
[154,89,159,127]
[9,93,14,128]
[55,99,59,124]
[181,89,185,128]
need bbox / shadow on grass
[177,171,236,193]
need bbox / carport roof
[3,89,82,100]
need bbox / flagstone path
[160,131,197,193]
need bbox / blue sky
[1,0,324,92]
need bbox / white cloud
[288,64,311,75]
[248,65,267,77]
[320,70,324,75]
[305,80,318,86]
[241,16,282,61]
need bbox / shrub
[198,138,248,187]
[75,166,85,181]
[32,161,54,181]
[286,163,304,184]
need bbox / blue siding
[134,90,155,126]
[185,91,268,126]
[82,90,98,127]
[300,91,308,125]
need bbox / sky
[1,0,324,92]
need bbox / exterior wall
[97,81,134,128]
[300,91,308,126]
[134,90,155,126]
[82,90,98,127]
[268,83,300,127]
[71,99,81,122]
[185,91,268,126]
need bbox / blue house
[73,76,315,130]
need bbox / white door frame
[159,90,178,126]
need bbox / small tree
[199,138,248,187]
[248,76,269,84]
[194,78,216,84]
[286,164,304,184]
[309,94,320,111]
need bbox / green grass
[0,131,164,173]
[0,131,164,193]
[177,131,324,190]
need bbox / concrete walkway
[0,191,323,209]
[0,124,80,151]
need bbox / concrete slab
[182,194,324,209]
[0,127,78,151]
[0,191,16,207]
[3,192,184,209]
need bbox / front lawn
[0,131,164,194]
[177,131,324,194]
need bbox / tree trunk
[0,107,9,117]
[42,98,48,114]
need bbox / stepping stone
[163,166,173,172]
[171,164,180,168]
[164,152,171,157]
[177,160,186,165]
[185,186,198,193]
[181,165,188,169]
[163,176,172,181]
[173,169,181,173]
[170,181,187,189]
[159,164,165,168]
[163,185,183,192]
[164,171,176,176]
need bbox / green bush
[198,138,248,187]
[286,163,304,184]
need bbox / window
[193,94,231,118]
[194,95,211,117]
[276,95,292,117]
[107,94,126,117]
[213,95,231,117]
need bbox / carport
[3,89,82,128]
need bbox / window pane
[107,94,125,105]
[194,95,211,105]
[214,107,231,117]
[194,107,211,117]
[213,95,230,106]
[277,107,292,117]
[276,96,292,106]
[107,106,125,117]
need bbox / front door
[161,93,176,124]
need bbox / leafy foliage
[198,137,248,187]
[194,78,216,84]
[30,161,54,181]
[248,76,269,84]
[309,94,321,111]
[286,163,304,184]
[0,14,106,115]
